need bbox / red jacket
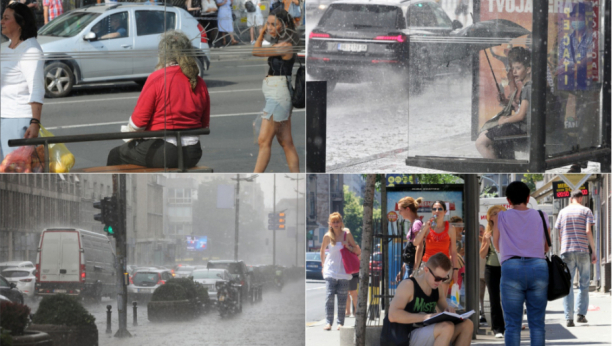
[131,66,210,131]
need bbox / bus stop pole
[530,0,549,172]
[463,174,480,339]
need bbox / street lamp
[284,174,304,267]
[230,174,258,261]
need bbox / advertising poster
[384,183,464,289]
[478,0,601,139]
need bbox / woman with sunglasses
[382,252,474,346]
[320,212,360,331]
[395,196,424,282]
[412,200,459,300]
[480,205,506,339]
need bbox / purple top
[497,208,549,264]
[407,220,423,242]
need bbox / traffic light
[93,197,117,236]
[267,212,286,230]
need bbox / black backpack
[401,242,417,265]
[245,0,256,12]
[292,58,305,109]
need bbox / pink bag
[340,232,360,274]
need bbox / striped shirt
[43,0,63,22]
[555,204,594,255]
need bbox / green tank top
[486,240,501,267]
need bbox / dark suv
[307,0,462,93]
[207,260,250,301]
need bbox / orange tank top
[422,221,451,263]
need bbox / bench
[493,134,529,160]
[8,128,211,173]
[72,164,213,173]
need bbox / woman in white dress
[216,0,237,45]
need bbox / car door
[77,11,133,80]
[133,9,177,76]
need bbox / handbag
[538,210,572,301]
[244,0,256,12]
[478,88,517,135]
[288,1,301,18]
[340,232,360,275]
[292,56,305,109]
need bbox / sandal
[337,325,343,330]
[323,324,331,331]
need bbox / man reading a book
[381,252,474,346]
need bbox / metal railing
[8,128,210,173]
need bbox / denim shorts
[262,76,293,122]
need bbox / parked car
[128,268,173,302]
[0,261,34,274]
[2,267,36,299]
[36,228,116,301]
[0,294,12,303]
[207,260,251,301]
[0,275,24,305]
[369,251,382,276]
[191,268,232,302]
[306,252,323,280]
[307,0,463,93]
[5,3,211,98]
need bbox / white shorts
[247,12,263,27]
[409,324,436,346]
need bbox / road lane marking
[44,89,263,105]
[306,286,326,291]
[44,110,305,130]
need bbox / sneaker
[577,315,588,323]
[567,320,575,327]
[495,333,504,338]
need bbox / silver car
[128,269,173,302]
[8,3,211,98]
[191,268,231,302]
[2,267,36,299]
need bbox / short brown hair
[571,190,584,199]
[449,216,463,223]
[427,252,452,271]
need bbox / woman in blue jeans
[320,212,360,330]
[493,181,550,346]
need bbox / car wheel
[44,62,74,98]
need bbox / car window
[38,12,100,37]
[408,2,438,28]
[306,253,321,261]
[133,272,159,285]
[0,277,8,287]
[92,12,130,40]
[2,271,29,278]
[135,10,176,36]
[319,4,405,30]
[425,2,452,28]
[193,271,222,279]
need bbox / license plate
[307,264,318,268]
[137,289,151,293]
[54,289,66,293]
[338,43,367,52]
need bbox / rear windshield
[372,253,382,261]
[2,271,30,278]
[177,266,195,273]
[208,263,240,275]
[319,4,405,30]
[133,272,159,285]
[192,271,224,279]
[306,253,321,261]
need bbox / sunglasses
[431,208,444,212]
[427,267,449,282]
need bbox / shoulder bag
[340,232,360,275]
[538,210,571,301]
[244,0,256,12]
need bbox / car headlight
[318,4,327,10]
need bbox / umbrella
[441,19,532,63]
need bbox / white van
[35,228,116,301]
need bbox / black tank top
[380,277,439,346]
[267,55,295,76]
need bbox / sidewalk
[306,291,611,346]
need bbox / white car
[5,3,211,98]
[2,268,36,299]
[191,269,231,302]
[0,261,34,274]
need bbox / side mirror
[84,32,97,41]
[451,20,463,30]
[9,282,16,289]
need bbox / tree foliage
[343,185,364,245]
[521,174,544,193]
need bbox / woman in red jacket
[107,30,210,168]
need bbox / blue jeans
[1,118,31,161]
[325,277,349,326]
[403,264,414,280]
[560,251,591,320]
[501,258,548,346]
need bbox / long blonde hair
[485,205,507,235]
[327,212,343,246]
[398,196,423,215]
[155,30,199,90]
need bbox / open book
[423,310,475,326]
